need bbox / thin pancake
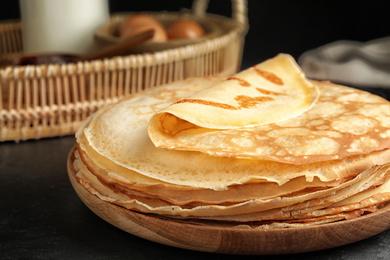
[73,149,390,219]
[148,54,318,130]
[77,142,347,205]
[79,80,390,190]
[77,135,390,205]
[73,54,390,228]
[148,79,390,164]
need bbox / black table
[1,87,390,260]
[2,0,390,258]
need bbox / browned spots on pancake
[176,98,238,110]
[177,92,276,110]
[235,95,275,108]
[253,67,284,85]
[227,77,251,87]
[256,88,285,96]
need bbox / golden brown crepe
[72,53,390,228]
[73,150,390,219]
[148,56,390,164]
[149,54,319,130]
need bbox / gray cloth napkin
[298,37,390,88]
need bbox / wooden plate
[67,146,390,255]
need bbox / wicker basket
[0,0,248,142]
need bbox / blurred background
[0,0,389,69]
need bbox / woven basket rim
[0,1,248,142]
[0,9,247,72]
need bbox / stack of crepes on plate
[73,53,390,228]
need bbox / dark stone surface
[1,1,390,259]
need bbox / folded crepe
[72,53,390,228]
[148,54,390,164]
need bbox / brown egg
[166,19,205,40]
[119,14,167,42]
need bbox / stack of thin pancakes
[72,54,390,228]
